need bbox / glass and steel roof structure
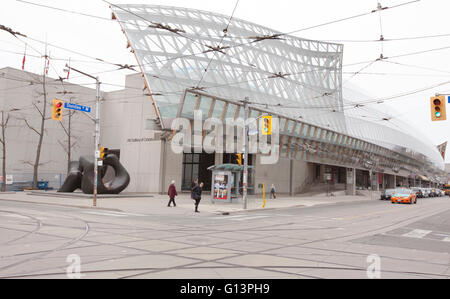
[111,4,445,181]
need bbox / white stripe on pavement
[402,229,432,239]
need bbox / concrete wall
[254,156,313,195]
[162,141,183,193]
[110,73,167,193]
[291,159,315,194]
[100,89,126,149]
[120,139,161,193]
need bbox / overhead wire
[321,32,450,43]
[5,0,449,163]
[4,0,449,121]
[9,0,426,79]
[195,0,240,88]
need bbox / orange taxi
[391,188,417,205]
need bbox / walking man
[190,178,198,200]
[167,180,178,207]
[192,182,203,213]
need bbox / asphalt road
[0,195,449,279]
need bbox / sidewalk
[0,190,377,215]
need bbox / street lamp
[64,64,101,207]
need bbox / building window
[182,153,200,190]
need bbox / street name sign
[64,102,91,113]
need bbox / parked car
[380,189,395,201]
[432,188,441,197]
[421,188,430,198]
[411,187,423,198]
[391,188,417,204]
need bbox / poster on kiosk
[214,174,228,200]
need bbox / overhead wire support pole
[64,65,101,207]
[93,77,101,207]
[243,97,249,210]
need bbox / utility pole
[31,46,49,189]
[64,65,100,207]
[1,111,9,192]
[93,78,101,207]
[242,97,249,209]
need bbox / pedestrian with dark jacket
[167,180,178,207]
[190,178,198,200]
[192,182,203,213]
[270,184,277,199]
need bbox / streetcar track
[1,199,449,279]
[0,211,91,273]
[0,210,43,246]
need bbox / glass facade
[112,4,445,182]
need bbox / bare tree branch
[22,118,42,136]
[58,120,69,136]
[32,103,43,118]
[57,139,69,154]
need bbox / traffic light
[430,95,446,121]
[51,99,63,121]
[236,153,242,166]
[100,147,108,159]
[262,116,272,135]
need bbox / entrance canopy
[208,164,255,172]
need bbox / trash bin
[37,181,49,190]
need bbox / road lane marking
[443,237,450,242]
[402,229,432,239]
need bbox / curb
[26,191,154,199]
[0,198,124,212]
[211,198,375,215]
[212,204,306,215]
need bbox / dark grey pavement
[0,195,449,279]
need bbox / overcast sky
[1,0,450,161]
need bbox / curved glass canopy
[111,4,445,179]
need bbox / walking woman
[167,180,178,207]
[192,182,203,213]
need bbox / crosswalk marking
[385,228,450,243]
[402,229,432,239]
